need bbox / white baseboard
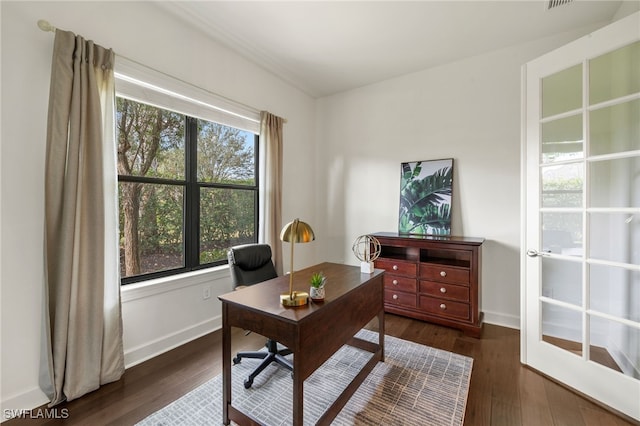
[124,315,222,368]
[483,310,520,330]
[1,388,49,423]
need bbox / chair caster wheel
[233,357,241,365]
[244,379,253,389]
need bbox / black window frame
[118,101,260,285]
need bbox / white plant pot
[310,286,325,301]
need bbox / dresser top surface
[372,232,484,245]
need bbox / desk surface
[219,261,384,323]
[220,262,385,426]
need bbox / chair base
[233,340,293,389]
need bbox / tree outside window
[116,97,257,283]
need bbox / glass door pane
[589,213,639,264]
[589,315,640,378]
[589,99,640,156]
[589,41,640,105]
[541,163,583,208]
[589,264,640,322]
[541,115,583,163]
[541,212,582,255]
[542,258,582,304]
[542,301,583,357]
[542,64,582,117]
[589,157,640,208]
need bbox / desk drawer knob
[393,294,399,300]
[440,271,447,277]
[392,279,398,285]
[393,265,398,271]
[440,287,447,293]
[440,303,447,310]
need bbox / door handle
[526,249,550,258]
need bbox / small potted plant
[309,272,326,302]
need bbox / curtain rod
[36,19,288,124]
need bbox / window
[116,97,259,284]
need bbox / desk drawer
[419,280,469,302]
[376,258,416,277]
[384,275,416,293]
[420,264,469,285]
[385,289,417,308]
[419,296,469,320]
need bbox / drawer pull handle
[393,265,398,271]
[440,303,447,310]
[393,294,399,300]
[440,287,447,293]
[440,271,447,277]
[392,279,398,285]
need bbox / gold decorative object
[280,218,315,306]
[352,235,381,273]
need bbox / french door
[523,12,639,421]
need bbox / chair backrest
[227,243,278,288]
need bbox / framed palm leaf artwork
[398,158,453,235]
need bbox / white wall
[314,23,610,330]
[0,1,316,416]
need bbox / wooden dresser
[372,232,484,337]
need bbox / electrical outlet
[203,286,211,300]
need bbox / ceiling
[156,1,631,98]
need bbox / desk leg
[292,354,303,426]
[222,304,231,425]
[378,308,385,362]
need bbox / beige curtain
[41,29,124,405]
[259,111,284,275]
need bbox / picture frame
[398,158,454,235]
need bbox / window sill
[121,265,230,303]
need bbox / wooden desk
[219,262,385,426]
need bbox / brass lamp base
[280,291,309,307]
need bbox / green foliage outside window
[116,97,257,282]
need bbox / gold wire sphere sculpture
[352,235,381,263]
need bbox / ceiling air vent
[547,0,574,10]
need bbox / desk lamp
[280,218,315,306]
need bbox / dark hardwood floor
[6,314,637,425]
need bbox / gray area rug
[137,329,473,425]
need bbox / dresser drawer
[419,264,469,285]
[376,258,417,277]
[419,280,469,302]
[384,275,417,293]
[419,296,469,320]
[385,289,417,308]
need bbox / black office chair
[227,243,293,389]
